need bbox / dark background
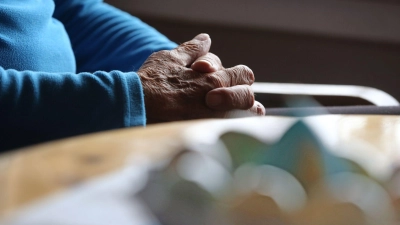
[105,0,400,102]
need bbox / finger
[191,52,224,73]
[206,85,254,111]
[248,101,266,116]
[170,33,211,67]
[207,65,254,88]
[225,101,266,118]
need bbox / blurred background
[105,0,400,104]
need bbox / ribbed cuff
[119,71,146,127]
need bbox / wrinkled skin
[138,34,265,124]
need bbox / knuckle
[244,87,255,108]
[155,50,187,66]
[237,65,255,84]
[155,50,170,58]
[232,86,254,109]
[207,74,224,88]
[150,50,173,62]
[224,86,255,110]
[168,51,186,65]
[143,50,173,67]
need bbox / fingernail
[257,105,262,115]
[206,93,223,107]
[194,33,210,41]
[194,59,215,69]
[257,104,265,115]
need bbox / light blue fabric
[0,0,178,151]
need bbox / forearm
[0,67,145,151]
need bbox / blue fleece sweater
[0,0,177,151]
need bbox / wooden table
[1,115,399,224]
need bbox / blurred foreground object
[140,117,400,225]
[1,115,400,224]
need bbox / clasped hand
[138,33,265,124]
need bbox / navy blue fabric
[0,0,177,151]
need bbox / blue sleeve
[53,0,178,73]
[0,67,145,151]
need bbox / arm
[53,0,178,73]
[0,67,145,151]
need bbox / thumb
[170,33,211,67]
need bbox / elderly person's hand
[138,33,265,124]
